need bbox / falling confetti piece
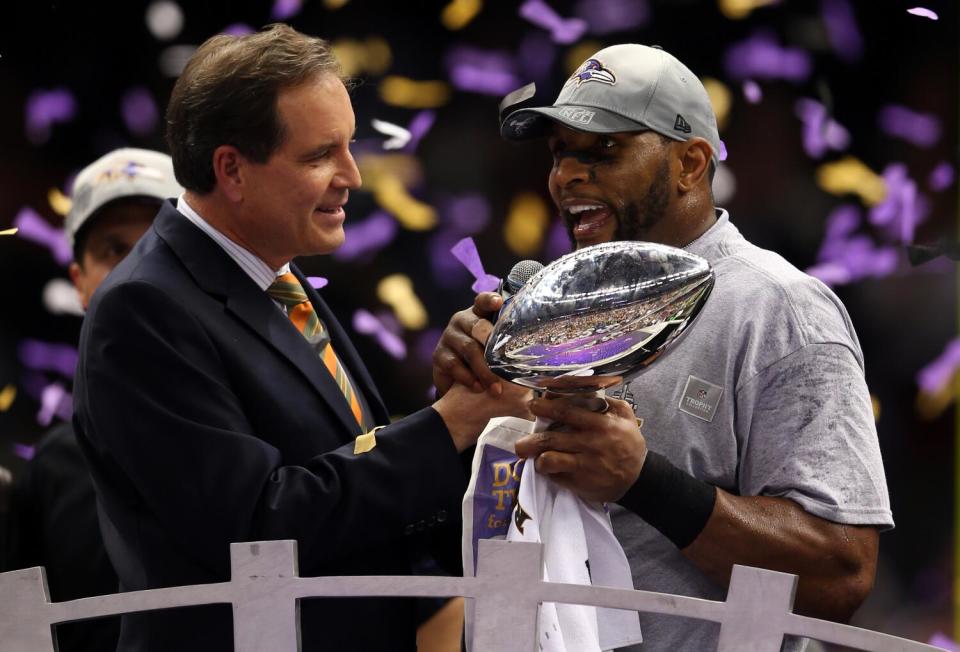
[927,633,959,651]
[372,174,437,231]
[372,119,412,150]
[869,164,927,244]
[13,443,35,461]
[332,37,392,77]
[821,0,864,62]
[877,105,942,148]
[47,187,71,216]
[121,86,160,136]
[929,162,955,191]
[724,30,811,82]
[796,98,850,158]
[702,78,732,130]
[380,77,452,109]
[18,339,79,378]
[504,192,550,256]
[815,157,887,206]
[519,0,588,44]
[451,237,500,293]
[918,338,960,396]
[324,0,350,8]
[353,309,407,359]
[718,0,779,20]
[742,79,762,103]
[333,211,398,262]
[442,0,484,30]
[0,384,16,412]
[145,0,185,41]
[445,46,522,96]
[573,0,649,35]
[14,207,72,265]
[25,88,77,145]
[307,276,328,290]
[906,7,938,20]
[37,382,72,427]
[43,278,83,316]
[271,0,303,20]
[377,274,428,330]
[221,23,255,36]
[402,111,436,153]
[0,228,18,236]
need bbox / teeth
[567,204,605,215]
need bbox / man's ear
[69,261,90,311]
[677,138,713,193]
[211,145,245,203]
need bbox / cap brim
[501,105,648,141]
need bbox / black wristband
[617,450,717,549]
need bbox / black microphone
[497,259,543,319]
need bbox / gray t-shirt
[609,210,893,651]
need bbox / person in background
[4,147,182,652]
[433,44,893,651]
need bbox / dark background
[0,0,955,643]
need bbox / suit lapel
[154,202,364,438]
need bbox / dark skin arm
[513,397,878,623]
[433,308,879,623]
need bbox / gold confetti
[48,187,72,217]
[377,274,428,330]
[324,0,350,9]
[718,0,778,20]
[815,157,887,206]
[504,193,550,256]
[702,78,732,131]
[354,427,382,454]
[379,77,451,109]
[0,228,17,236]
[565,41,605,76]
[870,394,881,422]
[442,0,483,30]
[332,37,392,78]
[358,154,437,231]
[916,375,957,421]
[0,384,16,412]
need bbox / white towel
[462,417,642,652]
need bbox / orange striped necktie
[267,273,365,428]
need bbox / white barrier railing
[0,538,945,652]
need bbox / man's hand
[514,396,646,503]
[432,292,503,397]
[433,381,533,452]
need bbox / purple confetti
[718,140,728,162]
[517,32,557,84]
[307,276,328,289]
[121,86,160,136]
[807,237,899,287]
[443,194,491,235]
[573,0,649,35]
[821,0,864,63]
[222,23,255,36]
[907,7,938,20]
[415,328,443,367]
[795,98,850,159]
[742,79,762,104]
[451,237,500,293]
[18,339,79,378]
[519,0,588,45]
[25,88,77,145]
[353,309,407,359]
[374,310,404,338]
[817,204,862,263]
[869,164,929,244]
[928,633,959,651]
[270,0,302,20]
[37,382,73,427]
[877,105,942,148]
[724,31,812,82]
[430,230,473,288]
[929,162,955,191]
[402,111,437,153]
[14,207,72,265]
[13,443,35,461]
[917,338,960,394]
[445,46,523,96]
[544,219,573,261]
[333,211,398,262]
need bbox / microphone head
[506,259,544,293]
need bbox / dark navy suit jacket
[73,201,465,651]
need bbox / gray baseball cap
[501,44,721,165]
[65,148,183,250]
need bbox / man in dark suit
[73,24,528,652]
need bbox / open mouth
[564,201,614,239]
[314,205,346,218]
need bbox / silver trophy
[485,241,714,408]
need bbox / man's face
[547,125,676,249]
[234,73,361,268]
[69,202,157,310]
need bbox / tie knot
[267,273,309,308]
